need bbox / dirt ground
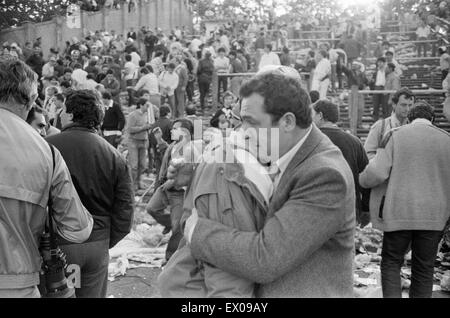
[107,268,162,298]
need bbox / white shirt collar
[275,125,313,177]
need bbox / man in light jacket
[0,57,93,298]
[360,102,450,298]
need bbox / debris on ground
[353,224,450,297]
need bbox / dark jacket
[26,54,44,78]
[320,126,369,215]
[102,102,126,131]
[210,107,232,128]
[197,58,215,84]
[46,124,134,248]
[340,65,368,89]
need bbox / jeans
[104,134,120,148]
[198,81,210,109]
[372,86,388,121]
[174,87,186,119]
[161,94,175,111]
[61,239,110,298]
[381,230,443,298]
[128,140,147,189]
[146,187,185,260]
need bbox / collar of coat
[269,125,324,205]
[61,123,97,134]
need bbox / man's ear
[281,112,297,132]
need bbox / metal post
[212,71,219,111]
[350,86,359,136]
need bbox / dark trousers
[146,47,154,62]
[126,79,136,106]
[61,239,110,298]
[198,81,210,109]
[218,77,228,100]
[381,230,443,298]
[442,69,449,83]
[104,134,120,148]
[186,80,194,102]
[372,86,388,121]
[146,187,185,260]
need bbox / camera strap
[46,143,58,250]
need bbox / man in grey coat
[169,68,356,297]
[360,102,450,298]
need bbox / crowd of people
[1,3,450,299]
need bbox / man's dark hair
[138,89,150,97]
[155,51,164,58]
[73,63,82,69]
[167,63,176,69]
[54,93,65,102]
[319,50,328,58]
[140,67,149,74]
[160,105,171,117]
[239,73,312,128]
[387,62,396,71]
[60,80,71,88]
[218,47,226,53]
[236,49,244,55]
[392,87,414,105]
[309,90,320,103]
[64,68,73,74]
[313,100,339,123]
[385,51,394,56]
[408,100,435,122]
[186,104,196,115]
[65,90,103,129]
[173,118,194,136]
[229,51,237,58]
[125,54,132,62]
[376,57,386,63]
[136,98,147,109]
[266,44,272,51]
[146,65,154,73]
[0,57,38,106]
[102,91,112,100]
[26,105,44,124]
[139,60,146,67]
[106,69,114,75]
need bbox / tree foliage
[0,0,74,29]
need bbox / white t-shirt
[130,52,141,66]
[258,52,281,70]
[214,56,230,73]
[124,61,138,80]
[71,69,88,89]
[190,38,203,53]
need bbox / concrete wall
[0,0,193,59]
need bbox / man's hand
[184,208,199,244]
[166,159,195,190]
